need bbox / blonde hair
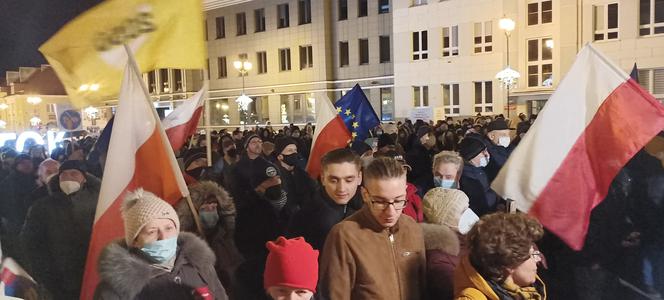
[363,157,406,183]
[432,151,463,171]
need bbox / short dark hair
[467,212,544,283]
[320,148,361,174]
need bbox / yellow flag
[39,0,205,107]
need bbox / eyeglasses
[366,191,408,210]
[530,250,542,260]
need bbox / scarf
[499,280,542,300]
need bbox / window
[148,71,156,93]
[236,13,246,36]
[215,17,225,39]
[279,48,291,71]
[593,4,618,41]
[528,0,552,26]
[474,21,492,53]
[174,69,183,91]
[413,86,429,107]
[413,0,427,6]
[339,41,349,67]
[527,38,553,87]
[412,31,428,60]
[299,45,313,69]
[639,0,664,36]
[278,4,290,28]
[255,9,266,32]
[474,81,493,113]
[339,0,348,20]
[442,25,459,57]
[380,88,394,121]
[359,39,369,65]
[257,51,267,74]
[206,59,210,79]
[204,19,208,41]
[379,0,390,14]
[637,68,664,103]
[442,83,460,115]
[217,57,227,78]
[298,0,311,24]
[358,0,368,17]
[379,36,390,63]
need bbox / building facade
[393,0,664,121]
[204,0,394,126]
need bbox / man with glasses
[319,157,426,300]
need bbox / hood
[47,172,101,198]
[420,223,460,255]
[97,232,215,299]
[176,180,235,232]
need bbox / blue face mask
[434,177,457,189]
[141,237,178,263]
[199,210,219,229]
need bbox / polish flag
[306,93,352,179]
[79,59,189,299]
[491,44,664,250]
[162,83,208,152]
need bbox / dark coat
[94,232,228,300]
[406,143,435,192]
[421,223,462,300]
[21,173,101,299]
[0,171,38,259]
[175,181,243,298]
[484,143,512,183]
[276,163,317,218]
[225,154,255,210]
[459,163,498,217]
[287,187,363,251]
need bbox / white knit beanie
[422,187,469,228]
[121,188,180,246]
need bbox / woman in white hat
[94,189,228,299]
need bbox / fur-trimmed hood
[421,223,461,256]
[97,232,216,299]
[175,181,235,232]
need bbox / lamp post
[497,17,518,118]
[233,60,253,128]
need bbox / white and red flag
[491,44,664,250]
[305,93,352,179]
[79,58,189,299]
[162,83,208,152]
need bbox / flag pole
[122,44,205,237]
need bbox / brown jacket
[319,206,427,300]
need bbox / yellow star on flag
[352,122,359,128]
[352,114,356,119]
[336,106,342,113]
[345,108,352,116]
[352,132,357,139]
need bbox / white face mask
[479,156,489,168]
[498,136,511,148]
[60,180,81,195]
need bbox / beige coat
[320,206,427,300]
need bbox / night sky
[0,0,103,76]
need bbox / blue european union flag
[334,84,380,141]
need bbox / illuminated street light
[89,83,100,91]
[496,67,521,89]
[84,106,99,118]
[497,16,518,118]
[26,96,42,105]
[234,59,253,128]
[30,116,41,126]
[79,84,89,92]
[0,120,6,128]
[499,18,516,33]
[0,103,8,110]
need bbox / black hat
[59,159,87,174]
[350,140,372,156]
[458,137,487,161]
[417,126,433,139]
[377,134,395,149]
[251,157,280,189]
[243,133,261,149]
[274,137,297,156]
[487,119,510,132]
[184,149,206,170]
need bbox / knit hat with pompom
[121,188,180,246]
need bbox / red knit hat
[264,236,319,292]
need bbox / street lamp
[497,17,519,118]
[0,103,8,110]
[233,59,253,127]
[30,116,41,126]
[85,106,99,126]
[26,96,42,105]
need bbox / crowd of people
[0,112,662,300]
